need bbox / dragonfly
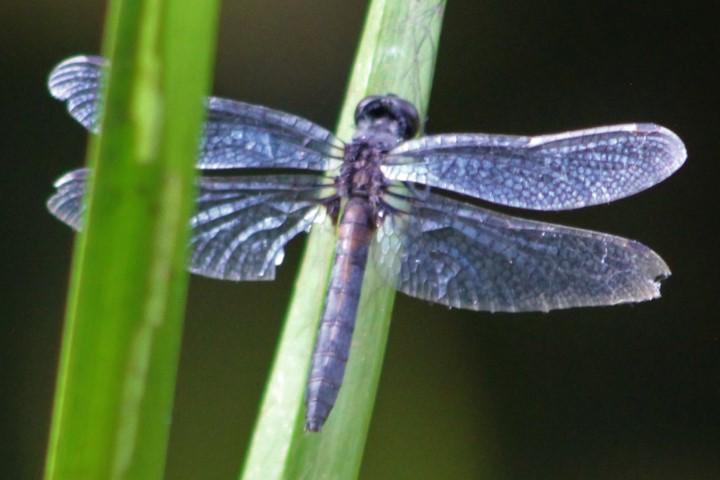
[47,55,686,432]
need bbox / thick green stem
[44,1,219,479]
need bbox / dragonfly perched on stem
[47,55,686,432]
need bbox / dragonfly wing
[47,169,333,281]
[200,97,343,171]
[189,174,331,280]
[46,168,89,230]
[48,56,105,132]
[374,191,670,312]
[48,56,343,171]
[382,124,686,210]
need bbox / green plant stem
[44,1,219,479]
[240,2,446,479]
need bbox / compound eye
[354,95,385,124]
[389,97,420,139]
[354,94,421,139]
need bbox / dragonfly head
[354,94,420,141]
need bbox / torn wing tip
[636,254,671,303]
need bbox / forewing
[383,124,686,210]
[48,56,105,132]
[374,192,670,312]
[48,56,343,171]
[201,97,343,171]
[47,169,332,281]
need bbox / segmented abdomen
[305,197,373,432]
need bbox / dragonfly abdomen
[305,197,373,432]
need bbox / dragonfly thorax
[335,94,421,219]
[337,141,387,214]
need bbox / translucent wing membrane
[49,59,683,311]
[46,168,89,230]
[48,55,343,172]
[47,169,332,281]
[383,124,686,210]
[200,98,343,171]
[189,174,331,280]
[374,191,669,312]
[48,56,105,132]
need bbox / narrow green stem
[240,2,446,479]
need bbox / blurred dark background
[2,1,718,479]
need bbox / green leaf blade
[240,2,446,479]
[44,1,220,479]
